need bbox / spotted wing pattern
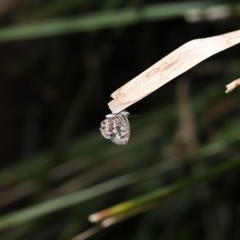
[100,111,130,145]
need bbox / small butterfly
[99,110,130,145]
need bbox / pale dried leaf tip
[88,213,100,223]
[205,5,231,21]
[72,226,102,240]
[185,5,231,23]
[225,78,240,93]
[108,30,240,114]
[101,217,117,228]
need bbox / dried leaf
[225,78,240,93]
[108,30,240,113]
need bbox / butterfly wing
[99,118,114,139]
[110,114,130,145]
[100,112,130,145]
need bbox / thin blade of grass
[89,157,240,224]
[0,2,211,42]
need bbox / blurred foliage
[0,0,240,240]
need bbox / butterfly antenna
[123,109,142,117]
[128,114,142,118]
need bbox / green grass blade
[90,157,240,223]
[0,2,212,42]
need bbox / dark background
[0,1,240,240]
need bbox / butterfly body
[100,110,130,145]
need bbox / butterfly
[99,110,130,145]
